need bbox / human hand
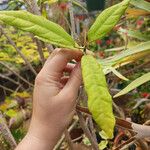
[16,48,83,150]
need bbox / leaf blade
[0,11,78,49]
[88,0,130,42]
[108,67,129,81]
[130,0,150,12]
[100,41,150,68]
[81,55,115,139]
[114,72,150,98]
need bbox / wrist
[27,117,64,148]
[16,117,65,150]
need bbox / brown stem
[35,39,45,65]
[0,111,17,149]
[88,117,97,143]
[64,129,74,150]
[114,137,136,150]
[54,119,78,150]
[0,61,34,87]
[29,0,40,15]
[0,84,15,93]
[77,111,99,150]
[0,73,20,86]
[68,0,76,39]
[113,102,125,119]
[76,106,150,139]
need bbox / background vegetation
[0,0,150,149]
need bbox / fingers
[60,76,69,86]
[58,63,82,100]
[43,49,83,75]
[63,63,75,73]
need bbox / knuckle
[35,73,46,85]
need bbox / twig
[123,60,150,76]
[60,11,72,32]
[46,44,54,54]
[0,111,17,149]
[54,119,78,150]
[0,61,34,87]
[0,73,20,86]
[68,0,76,39]
[64,129,74,150]
[0,84,15,93]
[0,26,37,76]
[35,39,45,65]
[29,0,40,15]
[77,111,99,150]
[88,117,97,143]
[76,106,150,139]
[23,0,32,12]
[113,102,125,119]
[133,98,150,109]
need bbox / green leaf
[99,140,108,150]
[119,28,150,41]
[108,67,129,81]
[0,11,78,49]
[130,0,150,12]
[88,0,130,42]
[81,55,115,139]
[100,41,150,68]
[114,72,150,98]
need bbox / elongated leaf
[105,46,125,52]
[119,28,150,41]
[100,41,150,67]
[108,67,129,81]
[114,72,150,98]
[0,11,78,49]
[130,0,150,12]
[81,55,115,139]
[126,8,150,18]
[88,0,130,42]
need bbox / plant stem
[68,0,76,39]
[54,119,78,150]
[88,117,97,142]
[0,62,34,87]
[64,129,74,150]
[0,84,15,93]
[0,73,20,86]
[0,111,17,149]
[77,111,99,150]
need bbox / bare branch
[64,129,74,150]
[54,119,78,150]
[0,73,20,86]
[77,111,99,150]
[0,61,34,87]
[68,0,77,39]
[0,111,17,149]
[0,84,15,93]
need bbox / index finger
[43,48,83,74]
